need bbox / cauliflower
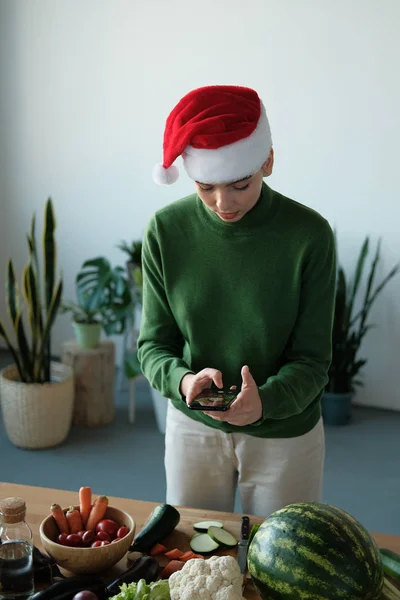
[168,555,244,600]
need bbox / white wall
[0,6,10,341]
[1,0,399,410]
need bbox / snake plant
[327,236,399,394]
[0,198,63,383]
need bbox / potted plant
[61,257,134,349]
[0,199,74,449]
[323,235,399,426]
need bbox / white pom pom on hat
[152,85,272,186]
[152,163,179,186]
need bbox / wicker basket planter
[0,361,74,449]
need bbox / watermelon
[247,502,384,600]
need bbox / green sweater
[137,183,336,438]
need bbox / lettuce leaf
[109,578,170,600]
[148,580,170,599]
[109,581,138,599]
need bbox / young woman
[137,85,336,516]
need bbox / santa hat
[152,85,272,185]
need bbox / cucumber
[208,526,238,548]
[190,533,220,553]
[380,548,400,581]
[249,524,260,545]
[193,520,224,532]
[129,504,180,553]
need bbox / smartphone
[187,387,238,411]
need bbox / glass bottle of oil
[0,497,34,599]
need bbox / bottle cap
[0,497,27,524]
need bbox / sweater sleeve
[137,218,194,402]
[256,219,336,422]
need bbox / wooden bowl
[39,505,135,575]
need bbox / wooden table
[1,482,400,599]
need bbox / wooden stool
[61,340,115,427]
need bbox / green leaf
[349,358,367,377]
[28,217,44,352]
[347,236,368,327]
[367,263,400,311]
[33,279,63,382]
[43,198,56,311]
[6,260,19,328]
[15,312,33,382]
[26,262,40,359]
[116,240,143,265]
[332,268,347,343]
[76,258,113,312]
[0,319,25,381]
[350,238,380,330]
[75,256,134,335]
[27,234,34,255]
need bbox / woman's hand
[205,365,262,426]
[180,368,224,406]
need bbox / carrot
[66,506,83,534]
[160,560,185,579]
[180,551,197,561]
[50,503,69,535]
[79,486,92,527]
[85,495,108,532]
[150,543,168,556]
[164,548,184,560]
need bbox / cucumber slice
[190,533,220,553]
[193,520,224,532]
[208,526,238,548]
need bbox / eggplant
[33,584,106,600]
[32,545,64,585]
[32,546,55,566]
[31,575,106,600]
[129,504,180,553]
[105,555,160,596]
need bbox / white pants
[165,402,325,517]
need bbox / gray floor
[0,350,399,536]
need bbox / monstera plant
[61,257,134,349]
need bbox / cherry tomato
[99,540,110,546]
[117,526,129,539]
[76,530,86,540]
[72,591,99,600]
[66,533,81,547]
[82,530,95,546]
[57,533,68,545]
[111,537,121,544]
[96,531,111,542]
[95,519,119,539]
[91,540,102,548]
